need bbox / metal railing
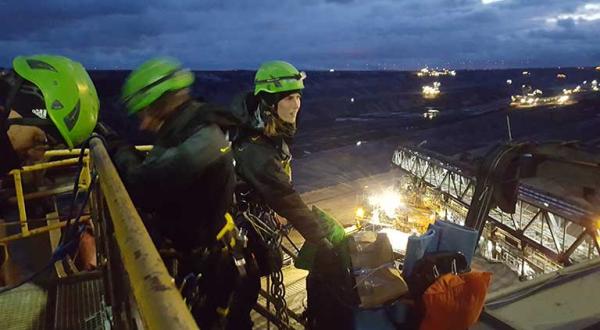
[2,150,92,242]
[1,141,195,329]
[89,138,197,330]
[1,145,152,243]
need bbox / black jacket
[0,129,20,176]
[0,108,21,176]
[113,100,236,251]
[229,93,326,244]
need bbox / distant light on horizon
[481,0,505,4]
[416,67,456,77]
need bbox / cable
[60,135,94,245]
[60,133,106,245]
[0,173,97,295]
[0,190,92,295]
[0,135,105,295]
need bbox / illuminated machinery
[510,87,573,108]
[353,182,437,254]
[512,80,598,108]
[416,67,456,77]
[423,108,440,120]
[391,145,600,279]
[563,80,599,93]
[422,82,441,99]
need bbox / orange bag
[419,271,492,330]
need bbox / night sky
[1,0,599,70]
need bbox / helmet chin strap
[258,103,296,138]
[259,98,275,113]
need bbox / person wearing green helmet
[106,57,240,329]
[225,60,331,329]
[0,55,99,175]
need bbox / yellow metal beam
[7,184,74,203]
[9,158,80,174]
[44,149,87,158]
[0,216,90,244]
[43,145,152,159]
[12,171,29,237]
[135,145,154,152]
[89,138,198,330]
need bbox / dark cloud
[0,0,599,69]
[557,18,577,29]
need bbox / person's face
[135,90,188,133]
[137,108,164,133]
[276,93,301,124]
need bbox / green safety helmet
[11,55,99,149]
[121,57,195,115]
[254,61,306,96]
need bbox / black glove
[314,237,346,278]
[95,121,119,141]
[95,122,129,156]
[317,237,334,251]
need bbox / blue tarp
[403,228,438,277]
[402,220,478,278]
[354,301,409,329]
[430,220,478,265]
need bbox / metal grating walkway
[0,282,48,330]
[54,271,106,330]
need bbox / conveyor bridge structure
[392,146,599,277]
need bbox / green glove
[295,206,348,271]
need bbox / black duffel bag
[407,251,470,298]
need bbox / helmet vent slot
[52,100,63,110]
[63,99,80,130]
[26,59,58,72]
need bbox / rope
[235,197,292,328]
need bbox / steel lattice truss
[392,146,600,273]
